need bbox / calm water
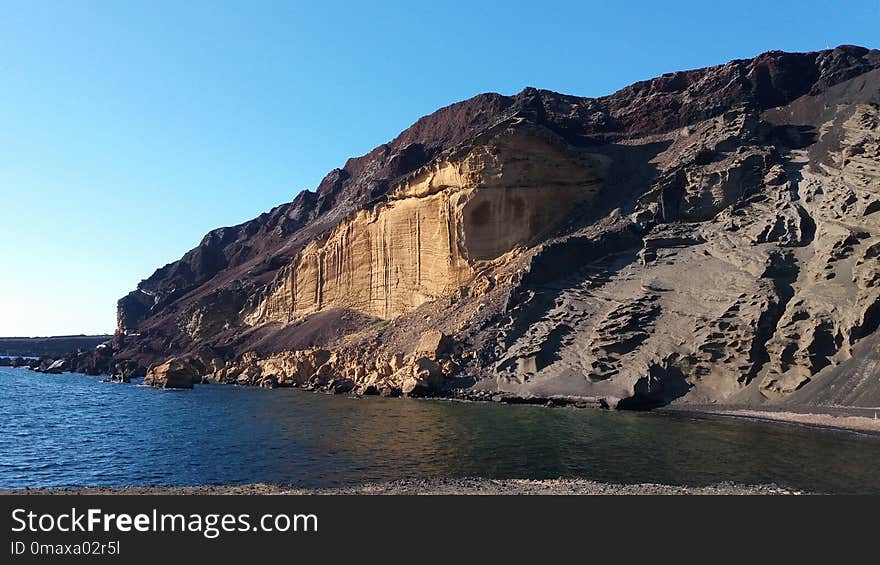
[1,366,879,493]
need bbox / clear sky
[1,1,877,337]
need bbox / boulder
[308,349,332,369]
[235,370,255,385]
[414,330,451,359]
[258,375,278,388]
[12,357,30,367]
[400,376,421,396]
[144,358,200,389]
[43,359,66,374]
[330,378,355,394]
[388,353,405,372]
[113,360,146,380]
[376,360,393,377]
[401,357,444,397]
[413,357,443,386]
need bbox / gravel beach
[0,478,806,496]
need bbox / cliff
[246,121,605,324]
[108,45,880,409]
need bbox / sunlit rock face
[247,122,606,323]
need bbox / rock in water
[44,359,66,374]
[108,46,880,409]
[144,359,200,389]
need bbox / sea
[2,366,880,493]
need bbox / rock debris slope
[103,46,880,409]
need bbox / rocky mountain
[101,45,880,409]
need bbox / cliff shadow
[497,140,672,352]
[616,362,692,410]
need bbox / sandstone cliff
[107,45,880,410]
[246,121,606,324]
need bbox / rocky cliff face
[246,121,606,324]
[111,45,880,409]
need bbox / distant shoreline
[0,478,807,496]
[660,405,880,436]
[0,335,110,358]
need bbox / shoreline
[442,392,880,436]
[0,478,807,496]
[660,405,880,436]
[8,365,880,436]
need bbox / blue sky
[1,1,877,336]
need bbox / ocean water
[1,366,879,493]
